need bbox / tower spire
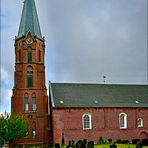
[18,0,42,38]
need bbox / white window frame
[24,97,29,112]
[25,103,29,111]
[119,113,127,129]
[32,103,36,111]
[82,113,92,130]
[138,118,143,128]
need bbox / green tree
[0,113,7,145]
[0,113,29,146]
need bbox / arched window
[138,118,143,127]
[82,113,92,130]
[28,50,32,62]
[24,93,29,111]
[32,93,36,111]
[119,113,127,129]
[27,66,33,88]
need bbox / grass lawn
[60,144,148,148]
[95,144,134,148]
[10,144,148,148]
[94,144,148,148]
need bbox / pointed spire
[18,0,42,38]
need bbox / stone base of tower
[11,131,52,148]
[11,115,52,147]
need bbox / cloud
[0,87,12,113]
[1,67,9,84]
[45,0,147,83]
[5,89,12,102]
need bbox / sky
[0,0,147,113]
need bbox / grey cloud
[44,0,147,83]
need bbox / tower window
[119,113,127,129]
[39,50,41,62]
[28,50,32,62]
[27,66,33,88]
[19,49,21,61]
[24,97,29,111]
[82,113,92,130]
[32,94,36,111]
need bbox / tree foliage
[0,113,29,145]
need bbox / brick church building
[49,83,148,144]
[11,0,148,147]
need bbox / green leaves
[0,113,29,145]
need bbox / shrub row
[54,138,148,148]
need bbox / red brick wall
[52,108,148,144]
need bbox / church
[11,0,148,147]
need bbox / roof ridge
[51,82,148,86]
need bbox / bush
[48,144,53,148]
[110,144,117,148]
[76,140,83,148]
[132,139,140,144]
[108,139,112,143]
[83,139,87,145]
[136,141,142,148]
[66,141,72,148]
[87,141,94,148]
[116,139,122,144]
[76,143,80,148]
[81,142,86,148]
[122,140,129,144]
[72,140,75,146]
[142,139,148,146]
[55,143,60,148]
[77,140,83,145]
[98,136,104,144]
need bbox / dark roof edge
[15,34,44,41]
[50,81,148,86]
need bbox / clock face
[26,38,33,44]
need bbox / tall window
[19,49,21,61]
[119,113,127,129]
[27,66,33,88]
[24,94,29,111]
[32,93,36,111]
[28,50,32,62]
[138,118,143,127]
[83,114,92,129]
[38,50,41,62]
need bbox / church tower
[11,0,49,146]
